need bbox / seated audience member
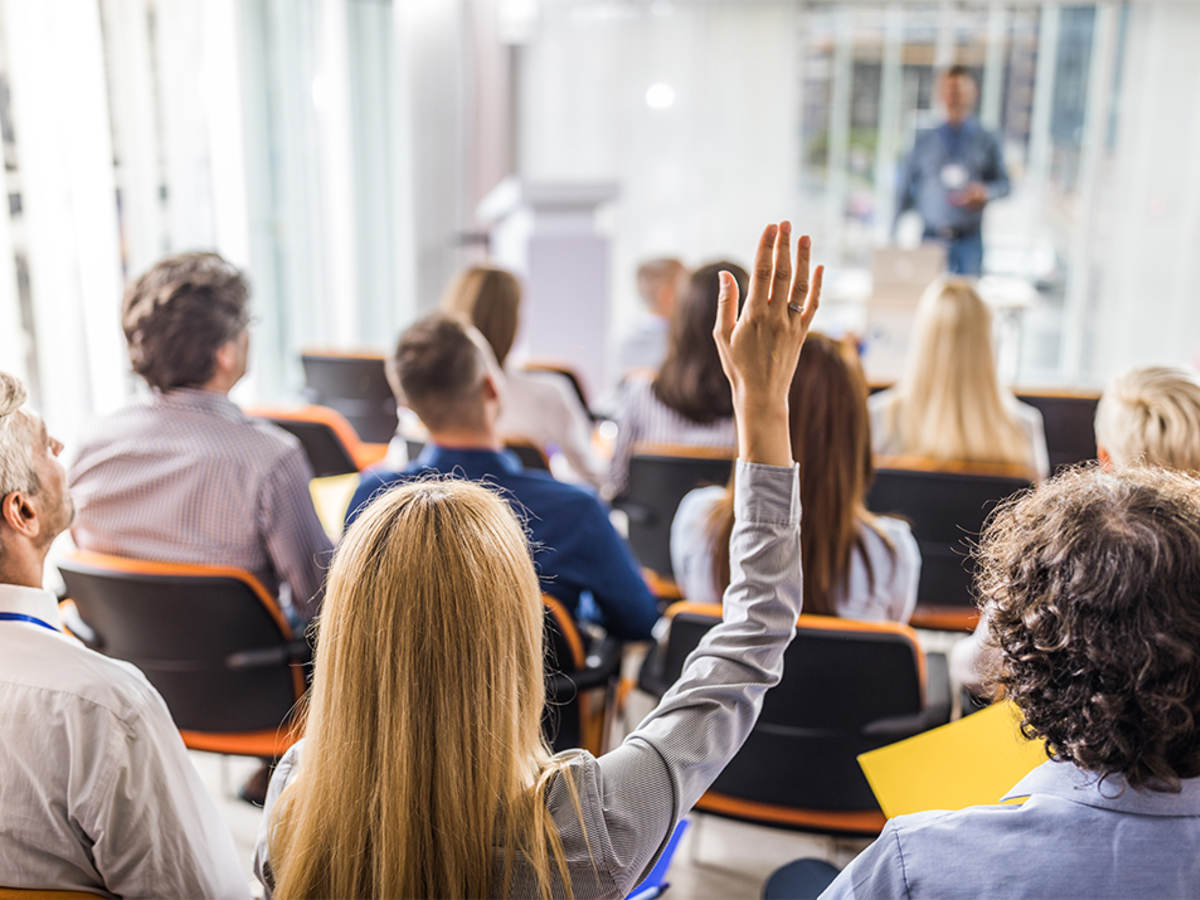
[869,278,1049,479]
[255,222,822,899]
[69,252,332,623]
[672,332,919,621]
[951,363,1200,691]
[614,256,687,380]
[605,263,745,499]
[347,314,658,640]
[440,265,604,487]
[0,372,245,898]
[797,465,1200,899]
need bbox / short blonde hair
[0,372,36,496]
[1094,366,1200,472]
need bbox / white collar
[0,583,62,631]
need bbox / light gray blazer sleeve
[579,460,803,895]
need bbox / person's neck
[0,543,47,591]
[197,374,235,395]
[945,114,969,128]
[426,427,502,453]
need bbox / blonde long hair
[886,278,1030,468]
[267,478,580,899]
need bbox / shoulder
[674,486,724,533]
[513,470,606,518]
[14,634,171,732]
[347,467,411,517]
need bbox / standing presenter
[895,65,1010,276]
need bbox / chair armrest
[612,498,655,525]
[861,652,952,737]
[636,642,670,698]
[226,640,312,670]
[548,636,623,695]
[58,600,101,650]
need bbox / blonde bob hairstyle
[267,478,580,899]
[1094,365,1200,472]
[885,277,1031,469]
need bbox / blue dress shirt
[896,118,1010,234]
[345,444,660,640]
[822,760,1200,898]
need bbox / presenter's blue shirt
[896,119,1010,233]
[345,444,659,640]
[821,760,1200,898]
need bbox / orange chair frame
[247,404,388,470]
[63,550,305,759]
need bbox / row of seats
[58,549,944,838]
[58,554,620,760]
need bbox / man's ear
[481,374,500,403]
[213,339,238,377]
[1,490,38,540]
[1097,445,1112,470]
[384,359,404,403]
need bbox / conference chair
[614,444,735,585]
[523,360,598,420]
[867,456,1034,631]
[58,552,307,759]
[1014,388,1101,472]
[248,405,387,477]
[640,604,951,836]
[0,891,102,899]
[543,595,622,756]
[300,350,398,443]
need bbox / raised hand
[713,221,823,467]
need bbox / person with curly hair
[770,465,1200,899]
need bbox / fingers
[747,223,778,315]
[788,234,811,312]
[798,264,824,331]
[713,269,739,345]
[770,221,792,309]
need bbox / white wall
[518,2,802,385]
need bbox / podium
[476,177,619,399]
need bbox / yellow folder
[857,700,1048,819]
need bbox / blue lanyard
[0,612,59,632]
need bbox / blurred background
[1,0,1198,442]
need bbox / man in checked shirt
[69,253,333,801]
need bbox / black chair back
[1016,391,1100,472]
[658,608,946,816]
[254,411,358,478]
[619,447,735,577]
[867,463,1032,610]
[300,353,398,443]
[59,554,304,734]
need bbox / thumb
[713,270,738,344]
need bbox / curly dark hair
[121,252,250,392]
[976,464,1200,790]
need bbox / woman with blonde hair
[671,332,920,622]
[1093,365,1200,472]
[253,222,823,899]
[441,265,604,487]
[869,278,1049,478]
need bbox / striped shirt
[605,378,736,499]
[68,388,332,621]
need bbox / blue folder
[626,819,690,900]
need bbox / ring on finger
[787,303,804,314]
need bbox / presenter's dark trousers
[926,227,984,276]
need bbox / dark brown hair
[441,266,522,367]
[652,262,747,424]
[391,313,487,432]
[977,465,1200,790]
[707,333,892,615]
[121,252,250,392]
